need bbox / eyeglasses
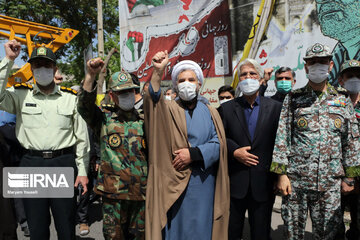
[219,96,232,100]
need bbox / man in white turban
[143,51,230,240]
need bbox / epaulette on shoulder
[136,108,144,119]
[291,87,306,98]
[101,103,116,112]
[335,86,349,97]
[60,86,77,95]
[14,83,33,90]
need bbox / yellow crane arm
[0,14,79,86]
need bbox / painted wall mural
[250,0,360,95]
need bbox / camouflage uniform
[270,83,360,240]
[78,71,147,240]
[335,60,360,240]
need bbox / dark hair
[218,85,235,97]
[275,67,296,79]
[130,73,140,94]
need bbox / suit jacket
[218,96,281,202]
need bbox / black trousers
[335,192,359,240]
[76,175,94,224]
[229,190,275,240]
[20,153,77,240]
[0,156,17,240]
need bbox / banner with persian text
[119,0,232,82]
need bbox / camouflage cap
[303,43,332,60]
[108,71,140,92]
[340,60,360,74]
[28,46,56,64]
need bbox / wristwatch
[343,178,355,186]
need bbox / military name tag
[25,103,36,107]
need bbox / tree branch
[97,47,118,94]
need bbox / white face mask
[307,63,329,83]
[33,67,54,86]
[177,81,197,101]
[238,78,260,96]
[219,99,231,104]
[117,91,135,111]
[165,95,172,101]
[344,77,360,94]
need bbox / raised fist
[87,58,104,75]
[4,40,21,61]
[152,50,169,72]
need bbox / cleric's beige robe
[143,91,229,240]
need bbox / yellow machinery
[0,14,79,87]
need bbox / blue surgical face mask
[238,78,260,96]
[276,80,292,94]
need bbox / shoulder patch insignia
[14,83,33,90]
[108,133,121,148]
[297,117,308,128]
[334,118,342,129]
[60,86,77,95]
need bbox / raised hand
[152,50,169,72]
[87,58,104,76]
[4,39,21,61]
[263,68,274,83]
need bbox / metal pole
[97,0,104,58]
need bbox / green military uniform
[334,60,360,240]
[270,45,360,240]
[78,71,147,240]
[0,47,90,239]
[270,83,360,239]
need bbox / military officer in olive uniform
[0,40,90,239]
[336,59,360,240]
[78,58,147,240]
[270,43,360,240]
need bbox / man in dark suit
[218,58,282,240]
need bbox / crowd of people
[0,38,360,240]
